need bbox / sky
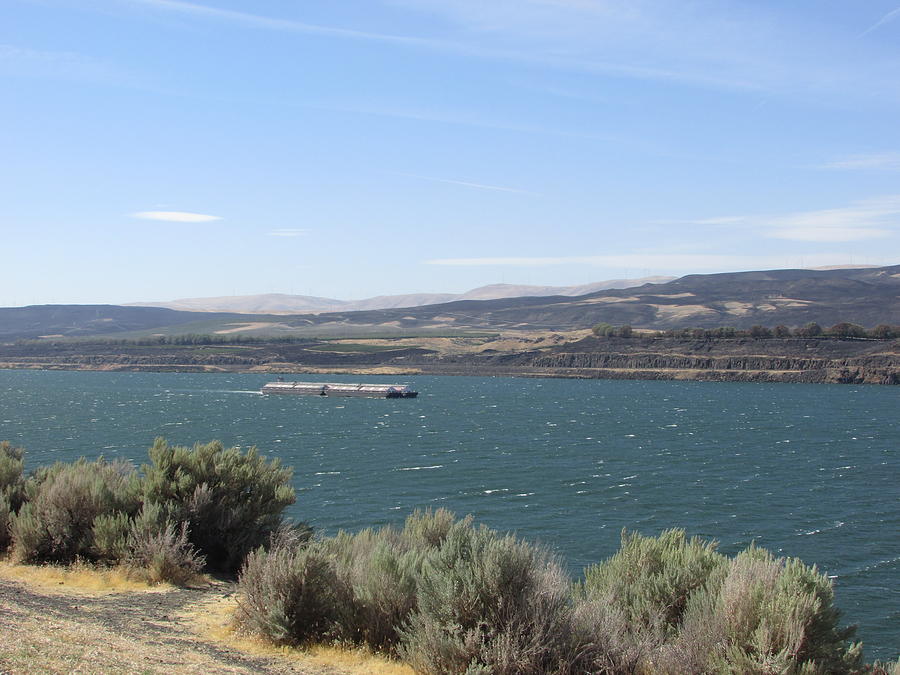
[3,0,900,306]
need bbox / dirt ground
[0,567,410,675]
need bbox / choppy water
[0,369,897,659]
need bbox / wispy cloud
[424,253,853,270]
[0,44,119,82]
[132,211,221,222]
[859,5,900,37]
[685,196,900,242]
[308,101,623,143]
[128,0,441,49]
[819,152,900,171]
[400,173,536,194]
[123,0,765,93]
[267,228,307,237]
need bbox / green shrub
[9,458,141,563]
[401,507,458,549]
[581,528,726,630]
[399,518,577,675]
[0,495,11,552]
[91,511,132,561]
[142,438,296,572]
[0,441,25,508]
[672,545,862,674]
[0,441,26,550]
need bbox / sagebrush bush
[581,528,726,629]
[669,545,863,674]
[236,509,453,653]
[399,518,578,675]
[322,526,425,652]
[143,438,295,572]
[0,441,26,550]
[0,441,25,506]
[126,504,206,585]
[237,540,342,645]
[9,457,141,563]
[91,511,132,561]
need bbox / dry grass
[0,559,169,594]
[0,561,412,675]
[184,595,415,675]
[0,606,255,675]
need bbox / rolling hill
[126,277,674,314]
[2,265,898,341]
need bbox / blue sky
[3,0,900,306]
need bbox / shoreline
[1,361,897,385]
[1,334,897,385]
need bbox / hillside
[126,276,673,314]
[1,265,898,341]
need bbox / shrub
[9,458,141,564]
[0,441,25,509]
[91,511,132,561]
[581,528,725,629]
[237,510,453,653]
[236,540,342,646]
[126,504,205,585]
[142,438,295,572]
[0,495,11,552]
[672,545,862,673]
[401,507,458,549]
[574,529,725,672]
[399,519,577,675]
[322,526,427,652]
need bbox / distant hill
[2,266,898,340]
[127,277,674,314]
[0,305,259,341]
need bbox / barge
[261,381,418,398]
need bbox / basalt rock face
[516,338,900,384]
[411,336,900,385]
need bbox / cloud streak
[424,253,855,270]
[400,173,535,194]
[267,228,307,237]
[859,5,900,37]
[122,0,766,93]
[132,211,221,222]
[688,196,900,242]
[820,153,900,171]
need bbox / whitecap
[397,465,443,471]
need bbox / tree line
[592,322,900,340]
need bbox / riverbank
[1,334,898,384]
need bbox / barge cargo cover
[261,381,418,398]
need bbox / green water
[1,370,897,659]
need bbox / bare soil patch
[0,566,409,675]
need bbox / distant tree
[617,325,634,338]
[795,322,823,338]
[773,325,791,338]
[749,325,772,339]
[710,326,737,338]
[870,324,896,339]
[592,323,614,337]
[829,322,866,338]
